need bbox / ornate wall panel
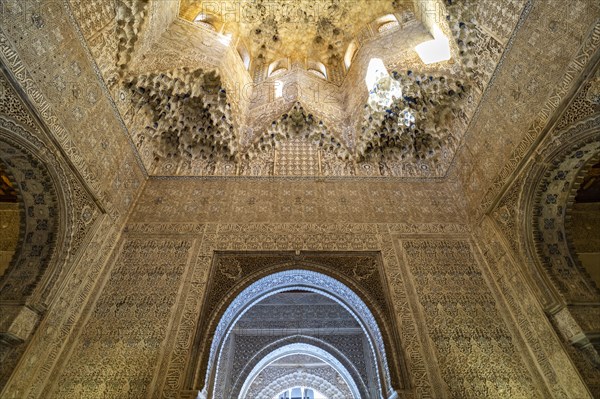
[127,223,457,399]
[67,0,120,84]
[33,221,569,399]
[399,238,543,398]
[50,238,194,398]
[0,0,146,217]
[485,59,600,309]
[0,65,106,392]
[457,0,600,217]
[0,7,145,394]
[482,67,600,396]
[1,190,588,399]
[474,218,593,398]
[132,178,467,225]
[0,215,127,399]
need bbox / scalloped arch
[204,269,394,398]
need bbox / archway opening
[203,270,395,399]
[569,159,600,288]
[241,344,359,399]
[0,162,20,279]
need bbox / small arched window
[307,60,327,80]
[268,58,289,77]
[344,40,358,70]
[373,14,400,33]
[193,12,220,31]
[237,42,251,70]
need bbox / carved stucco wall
[473,218,593,398]
[51,238,194,398]
[0,0,146,396]
[400,239,540,398]
[0,0,598,398]
[483,68,600,396]
[0,66,106,392]
[132,178,467,225]
[0,70,141,399]
[34,216,589,398]
[0,214,137,399]
[459,0,600,218]
[0,0,147,216]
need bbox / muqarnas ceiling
[179,0,407,67]
[124,69,466,177]
[108,0,520,177]
[124,69,238,171]
[357,71,468,166]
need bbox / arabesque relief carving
[0,0,599,398]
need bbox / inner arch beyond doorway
[238,343,361,399]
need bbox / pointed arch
[202,269,395,398]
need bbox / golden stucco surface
[0,0,599,398]
[181,0,407,65]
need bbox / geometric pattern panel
[401,239,539,398]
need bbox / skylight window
[193,13,218,32]
[218,32,232,46]
[365,58,388,92]
[365,58,402,109]
[194,13,208,22]
[415,26,451,65]
[344,40,358,70]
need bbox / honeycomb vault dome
[98,0,519,177]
